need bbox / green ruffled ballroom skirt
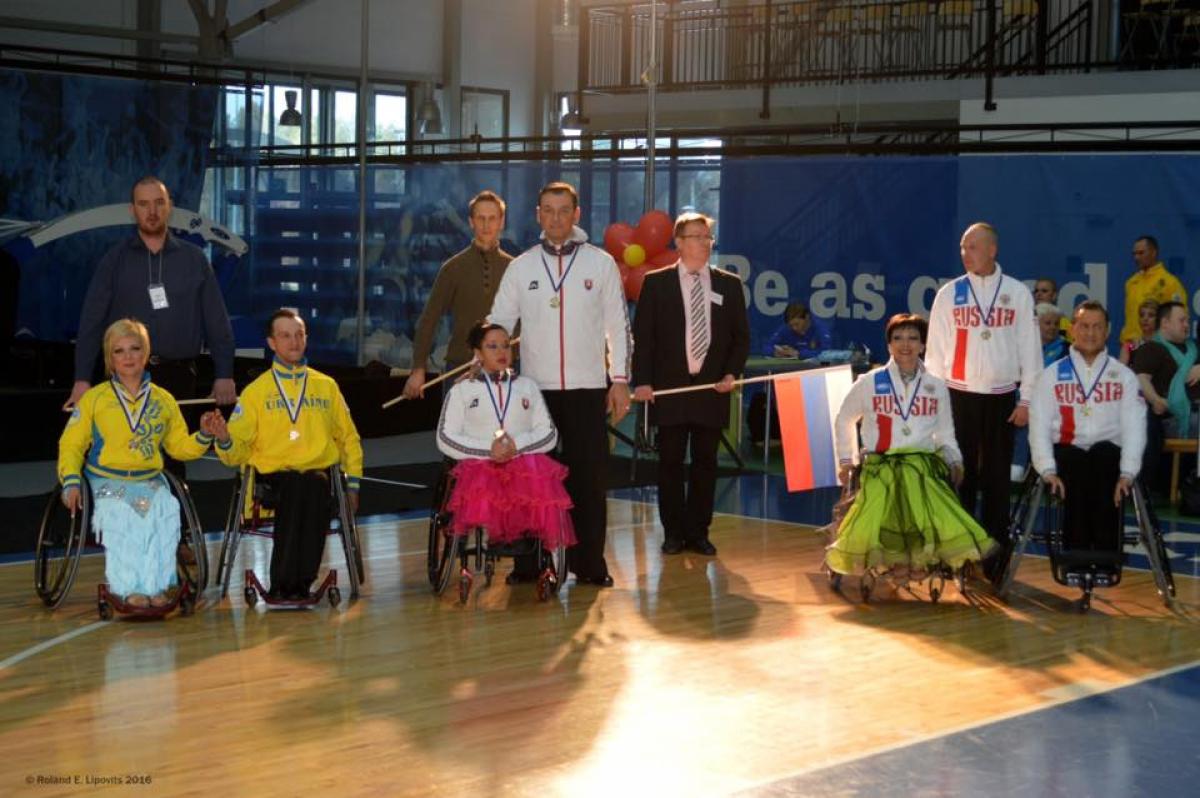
[825,449,997,575]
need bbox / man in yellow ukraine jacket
[1122,235,1187,344]
[203,309,363,601]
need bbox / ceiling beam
[0,15,199,46]
[225,0,320,42]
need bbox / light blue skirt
[91,475,180,597]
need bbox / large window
[334,90,357,145]
[373,91,406,144]
[462,87,508,139]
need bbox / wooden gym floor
[1,476,1198,797]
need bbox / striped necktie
[688,272,709,365]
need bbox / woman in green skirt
[826,314,997,576]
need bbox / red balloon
[603,222,635,261]
[633,210,673,257]
[647,249,678,267]
[623,265,647,302]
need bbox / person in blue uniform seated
[631,211,750,557]
[764,300,834,358]
[1029,301,1146,568]
[202,309,363,602]
[1037,303,1068,366]
[58,319,215,609]
[435,322,575,567]
[826,313,996,577]
[1013,301,1069,476]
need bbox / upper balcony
[571,0,1200,122]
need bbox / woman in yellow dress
[58,319,214,608]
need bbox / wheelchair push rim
[34,483,90,609]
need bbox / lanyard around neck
[483,371,512,430]
[271,366,309,425]
[110,379,151,433]
[886,367,922,422]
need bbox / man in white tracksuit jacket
[1029,300,1145,569]
[490,181,632,587]
[925,222,1041,579]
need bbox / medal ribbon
[965,274,1003,331]
[1068,353,1109,408]
[110,378,152,434]
[539,246,581,301]
[483,371,512,430]
[271,364,309,426]
[887,367,922,424]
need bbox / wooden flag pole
[641,363,850,399]
[381,335,521,409]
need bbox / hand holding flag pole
[381,336,521,409]
[635,364,850,398]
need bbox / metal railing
[579,0,1108,91]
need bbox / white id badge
[148,284,169,310]
[709,291,724,306]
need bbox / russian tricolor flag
[774,365,854,492]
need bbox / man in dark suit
[632,212,750,556]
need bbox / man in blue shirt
[764,300,834,358]
[64,176,236,411]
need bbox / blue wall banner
[718,154,1200,355]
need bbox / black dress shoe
[686,539,718,556]
[661,538,685,555]
[575,574,614,588]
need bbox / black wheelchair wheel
[216,469,245,593]
[332,468,365,595]
[34,483,90,609]
[431,532,462,597]
[426,468,454,588]
[163,471,208,595]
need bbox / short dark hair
[1035,277,1057,292]
[468,190,506,217]
[466,320,509,351]
[1073,299,1109,323]
[1157,300,1186,325]
[130,175,168,203]
[266,308,305,337]
[885,313,929,345]
[537,181,579,209]
[784,301,809,322]
[1136,235,1159,254]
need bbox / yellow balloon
[624,243,646,267]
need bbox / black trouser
[262,470,331,595]
[656,423,721,545]
[511,388,611,580]
[1055,442,1123,563]
[949,388,1016,545]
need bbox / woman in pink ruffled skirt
[435,322,575,549]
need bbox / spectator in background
[1120,298,1159,366]
[1037,302,1068,365]
[764,300,835,358]
[1121,235,1186,345]
[1131,301,1200,491]
[1033,277,1071,340]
